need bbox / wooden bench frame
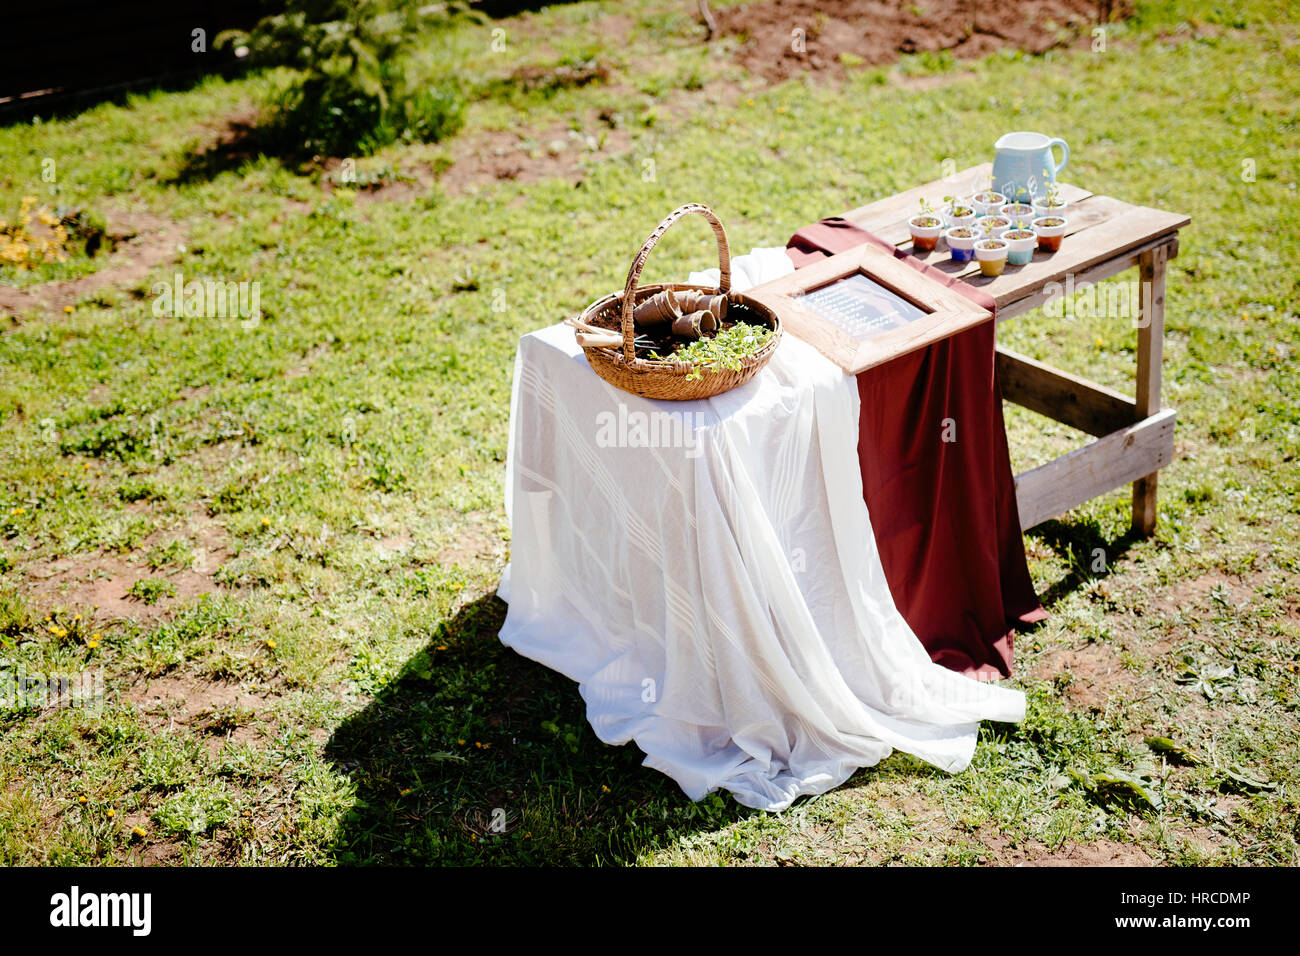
[838,163,1189,536]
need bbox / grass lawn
[0,0,1297,865]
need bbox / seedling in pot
[908,198,945,252]
[942,195,976,229]
[980,215,1011,240]
[1032,214,1068,252]
[1002,221,1037,265]
[1032,175,1068,218]
[971,189,1006,217]
[944,225,977,263]
[999,202,1034,222]
[974,237,1008,277]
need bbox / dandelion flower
[106,808,115,818]
[64,305,73,314]
[265,639,276,649]
[132,825,146,838]
[601,785,610,793]
[78,795,87,805]
[87,640,99,649]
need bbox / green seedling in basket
[652,323,774,380]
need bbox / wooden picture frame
[746,242,991,374]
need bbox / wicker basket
[571,203,782,401]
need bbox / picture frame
[746,242,991,373]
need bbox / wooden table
[838,162,1190,536]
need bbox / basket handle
[619,203,731,361]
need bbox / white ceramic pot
[1002,228,1037,265]
[942,201,977,230]
[999,203,1035,226]
[1032,215,1068,252]
[1032,198,1069,219]
[971,191,1006,217]
[907,213,945,252]
[979,216,1011,240]
[974,239,1009,277]
[944,226,978,263]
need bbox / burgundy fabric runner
[787,217,1045,680]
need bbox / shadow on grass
[325,593,754,865]
[166,111,305,186]
[1026,516,1139,608]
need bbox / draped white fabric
[497,324,1025,811]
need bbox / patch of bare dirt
[0,211,185,321]
[1032,640,1146,710]
[436,513,506,567]
[122,674,270,755]
[503,58,613,94]
[714,0,1131,82]
[376,533,413,558]
[983,833,1157,866]
[26,555,215,623]
[24,514,233,623]
[1153,570,1258,620]
[598,13,636,45]
[437,117,635,195]
[123,673,263,720]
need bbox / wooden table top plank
[963,204,1190,308]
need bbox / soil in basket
[592,300,771,360]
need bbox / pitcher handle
[1047,137,1070,176]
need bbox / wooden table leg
[1132,244,1168,536]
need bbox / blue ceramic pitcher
[992,131,1069,203]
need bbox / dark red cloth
[787,217,1045,680]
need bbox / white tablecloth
[497,323,1025,811]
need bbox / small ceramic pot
[1032,215,1068,252]
[974,239,1008,277]
[1031,198,1069,220]
[980,216,1011,240]
[970,191,1006,218]
[944,226,978,263]
[908,213,945,252]
[942,202,977,230]
[999,203,1034,223]
[1002,228,1037,265]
